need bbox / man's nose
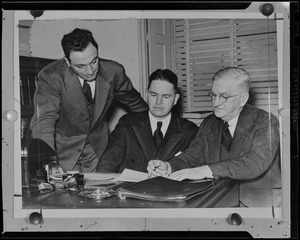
[213,96,222,107]
[86,64,93,74]
[156,96,163,104]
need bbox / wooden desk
[22,176,239,209]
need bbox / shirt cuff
[166,162,172,175]
[204,165,213,178]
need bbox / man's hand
[169,165,213,181]
[47,161,64,175]
[147,160,169,177]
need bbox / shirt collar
[226,114,240,136]
[148,111,171,137]
[227,114,239,127]
[78,76,95,98]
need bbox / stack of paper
[83,169,149,189]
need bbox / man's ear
[174,93,180,105]
[240,93,249,106]
[145,89,149,103]
[64,57,71,67]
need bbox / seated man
[148,67,282,207]
[97,69,198,173]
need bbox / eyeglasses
[208,91,245,104]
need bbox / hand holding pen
[147,159,169,178]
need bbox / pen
[63,175,72,182]
[148,166,157,179]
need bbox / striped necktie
[82,80,92,102]
[221,121,232,151]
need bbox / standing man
[97,69,198,173]
[30,28,148,173]
[148,67,281,207]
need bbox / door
[147,19,173,74]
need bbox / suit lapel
[208,118,223,163]
[92,73,110,126]
[65,62,111,127]
[64,67,90,118]
[132,113,157,160]
[157,114,183,158]
[229,106,254,158]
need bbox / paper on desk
[113,168,149,182]
[83,173,117,181]
[84,179,117,189]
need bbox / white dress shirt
[148,111,171,137]
[78,76,96,99]
[227,114,239,137]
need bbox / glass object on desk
[78,188,116,201]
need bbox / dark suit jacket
[96,111,198,173]
[169,104,282,207]
[30,58,148,171]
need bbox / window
[173,19,278,121]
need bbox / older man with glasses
[147,66,281,208]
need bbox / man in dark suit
[96,69,198,173]
[148,67,281,207]
[30,28,148,173]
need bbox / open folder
[116,176,215,202]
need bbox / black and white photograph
[2,1,298,239]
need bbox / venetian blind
[173,18,278,118]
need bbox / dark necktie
[221,121,232,152]
[82,80,92,102]
[154,121,163,151]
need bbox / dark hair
[61,28,98,60]
[148,69,178,91]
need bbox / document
[113,168,149,182]
[83,173,124,189]
[84,179,117,189]
[50,172,117,181]
[84,169,149,189]
[83,173,117,181]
